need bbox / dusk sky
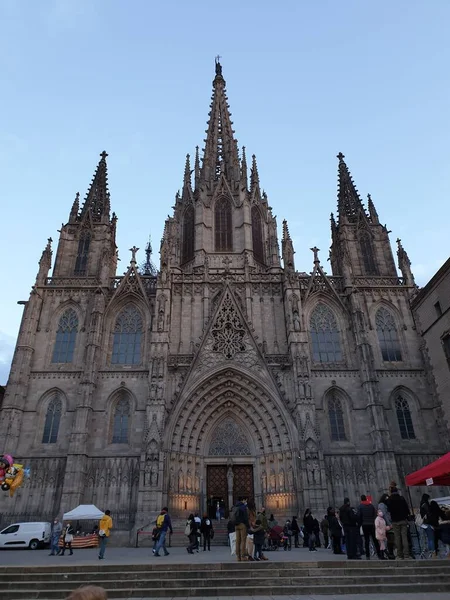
[1,0,449,384]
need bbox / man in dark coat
[358,495,381,559]
[339,497,360,560]
[386,488,410,559]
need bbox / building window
[328,393,347,441]
[112,397,130,443]
[215,197,232,252]
[74,230,91,276]
[376,307,402,362]
[395,395,416,440]
[310,303,342,363]
[434,301,442,318]
[52,309,79,364]
[111,305,143,365]
[182,205,195,263]
[359,231,378,275]
[42,395,62,443]
[251,206,264,263]
[443,334,450,368]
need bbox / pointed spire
[396,238,415,286]
[282,219,291,242]
[250,154,260,195]
[141,236,157,276]
[367,193,380,224]
[282,219,295,272]
[336,152,366,223]
[200,58,240,184]
[183,153,192,188]
[330,212,337,235]
[240,146,248,188]
[194,145,200,189]
[36,237,52,284]
[69,192,80,222]
[79,151,111,222]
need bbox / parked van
[0,522,51,550]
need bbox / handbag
[184,522,191,536]
[99,529,106,537]
[65,534,73,543]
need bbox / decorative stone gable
[211,292,246,359]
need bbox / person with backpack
[200,513,214,551]
[232,497,249,561]
[358,495,382,560]
[303,509,317,552]
[185,513,198,554]
[153,507,173,557]
[339,497,360,560]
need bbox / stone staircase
[2,560,450,599]
[137,518,230,548]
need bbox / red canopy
[405,452,450,486]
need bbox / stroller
[268,525,284,550]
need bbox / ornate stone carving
[211,292,246,359]
[208,417,251,456]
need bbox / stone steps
[2,560,450,599]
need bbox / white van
[0,522,51,550]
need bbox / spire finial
[336,152,366,223]
[396,238,415,286]
[129,246,139,265]
[215,55,222,77]
[250,154,260,194]
[367,192,380,224]
[282,219,291,241]
[310,246,320,264]
[337,152,345,162]
[241,145,248,187]
[79,152,110,222]
[183,153,191,187]
[194,146,200,189]
[100,150,108,160]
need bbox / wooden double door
[206,464,254,517]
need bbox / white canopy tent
[62,504,105,521]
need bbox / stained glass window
[42,395,62,444]
[52,308,78,363]
[359,231,378,275]
[111,305,143,365]
[112,397,130,443]
[328,393,347,441]
[74,230,91,276]
[310,304,342,363]
[252,206,264,263]
[395,395,416,439]
[215,197,232,251]
[182,205,195,263]
[376,307,402,362]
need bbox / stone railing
[353,276,405,287]
[45,277,100,287]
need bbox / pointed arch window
[359,231,378,275]
[215,197,232,252]
[327,392,347,441]
[395,395,416,439]
[111,305,143,365]
[52,308,79,363]
[112,396,130,443]
[310,304,342,363]
[252,206,264,263]
[376,307,402,362]
[74,230,91,276]
[42,395,62,444]
[182,205,195,263]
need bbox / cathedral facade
[1,61,448,540]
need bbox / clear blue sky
[1,0,449,384]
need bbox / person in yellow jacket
[98,510,113,560]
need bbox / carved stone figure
[269,469,276,492]
[194,471,200,493]
[150,464,158,486]
[278,468,285,491]
[261,470,267,494]
[169,467,174,491]
[227,466,234,491]
[186,469,192,492]
[293,310,301,331]
[178,469,184,492]
[287,466,294,491]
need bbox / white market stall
[60,504,105,548]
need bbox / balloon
[0,455,26,497]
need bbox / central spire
[200,58,240,185]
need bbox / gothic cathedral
[1,60,448,539]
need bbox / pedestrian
[200,513,214,551]
[291,516,301,548]
[49,517,62,556]
[439,509,450,555]
[233,496,250,561]
[312,516,321,547]
[429,500,445,557]
[339,497,360,560]
[249,519,266,561]
[320,512,330,550]
[153,507,173,557]
[375,509,390,559]
[358,495,381,559]
[60,522,74,556]
[185,513,198,554]
[386,487,410,559]
[66,586,108,600]
[303,509,317,552]
[98,510,113,560]
[328,509,343,554]
[194,513,202,550]
[256,507,269,532]
[268,513,278,528]
[419,493,435,552]
[378,493,395,559]
[283,519,293,550]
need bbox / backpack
[184,521,192,536]
[230,505,241,526]
[156,514,165,529]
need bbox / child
[249,519,266,561]
[375,509,390,559]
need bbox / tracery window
[251,206,264,263]
[376,307,402,362]
[182,205,195,263]
[327,393,347,441]
[52,308,79,363]
[42,395,62,444]
[395,395,416,440]
[209,418,251,455]
[359,231,378,275]
[112,396,130,444]
[111,305,143,365]
[74,230,91,276]
[310,304,342,363]
[215,197,232,252]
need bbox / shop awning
[405,452,450,486]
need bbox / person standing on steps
[234,496,249,561]
[98,510,113,560]
[291,516,301,548]
[153,507,173,557]
[378,493,395,559]
[358,495,382,560]
[328,509,343,554]
[186,513,198,554]
[49,517,62,556]
[60,522,75,556]
[200,513,214,551]
[386,487,410,559]
[303,509,317,552]
[339,498,360,560]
